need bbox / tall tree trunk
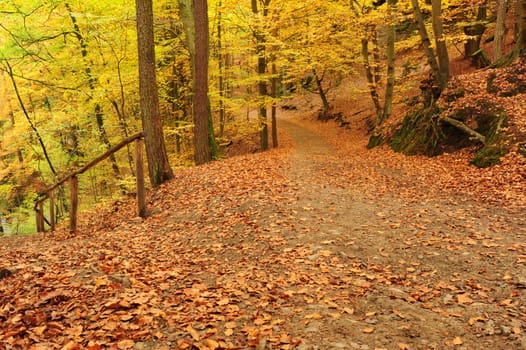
[193,0,214,164]
[217,0,226,137]
[431,0,450,89]
[463,3,488,67]
[494,0,508,61]
[65,3,120,176]
[313,69,331,119]
[361,26,382,120]
[411,0,442,105]
[252,0,269,151]
[135,0,174,186]
[179,0,217,164]
[381,0,397,124]
[271,63,278,148]
[514,0,526,56]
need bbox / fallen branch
[441,116,486,144]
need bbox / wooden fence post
[49,191,55,231]
[135,139,147,217]
[70,176,79,233]
[36,201,44,232]
[34,132,145,233]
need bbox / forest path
[1,109,525,350]
[274,112,526,349]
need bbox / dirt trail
[275,114,526,349]
[1,110,525,350]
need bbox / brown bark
[515,0,526,55]
[217,0,226,137]
[252,0,269,151]
[494,0,508,61]
[442,116,486,144]
[135,0,174,186]
[411,0,442,105]
[382,0,397,124]
[193,0,213,164]
[411,0,440,80]
[463,4,487,67]
[362,38,382,119]
[271,63,278,148]
[431,0,450,88]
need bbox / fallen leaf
[362,327,374,334]
[217,297,230,306]
[457,293,473,304]
[117,340,134,350]
[453,336,463,345]
[343,307,354,315]
[468,316,485,325]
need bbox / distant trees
[2,0,526,231]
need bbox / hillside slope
[1,107,525,349]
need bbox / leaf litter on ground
[1,107,525,349]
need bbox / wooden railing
[34,132,146,233]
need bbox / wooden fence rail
[34,132,146,233]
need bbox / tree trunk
[382,0,397,124]
[494,0,508,61]
[179,0,217,164]
[252,0,269,151]
[431,0,450,89]
[411,0,440,77]
[411,0,442,105]
[217,0,226,137]
[463,4,487,67]
[313,69,331,119]
[271,63,278,148]
[135,0,174,186]
[361,27,382,119]
[193,0,214,164]
[515,0,526,55]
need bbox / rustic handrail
[34,132,146,233]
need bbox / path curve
[276,113,526,349]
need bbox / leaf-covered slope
[0,113,525,349]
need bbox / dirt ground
[275,112,526,350]
[1,103,525,349]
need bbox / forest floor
[1,99,526,349]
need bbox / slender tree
[494,0,508,61]
[179,0,218,164]
[362,26,382,120]
[195,0,215,164]
[431,0,450,89]
[251,0,270,151]
[381,0,397,124]
[411,0,444,105]
[515,0,526,56]
[216,0,226,137]
[135,0,174,186]
[3,61,57,177]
